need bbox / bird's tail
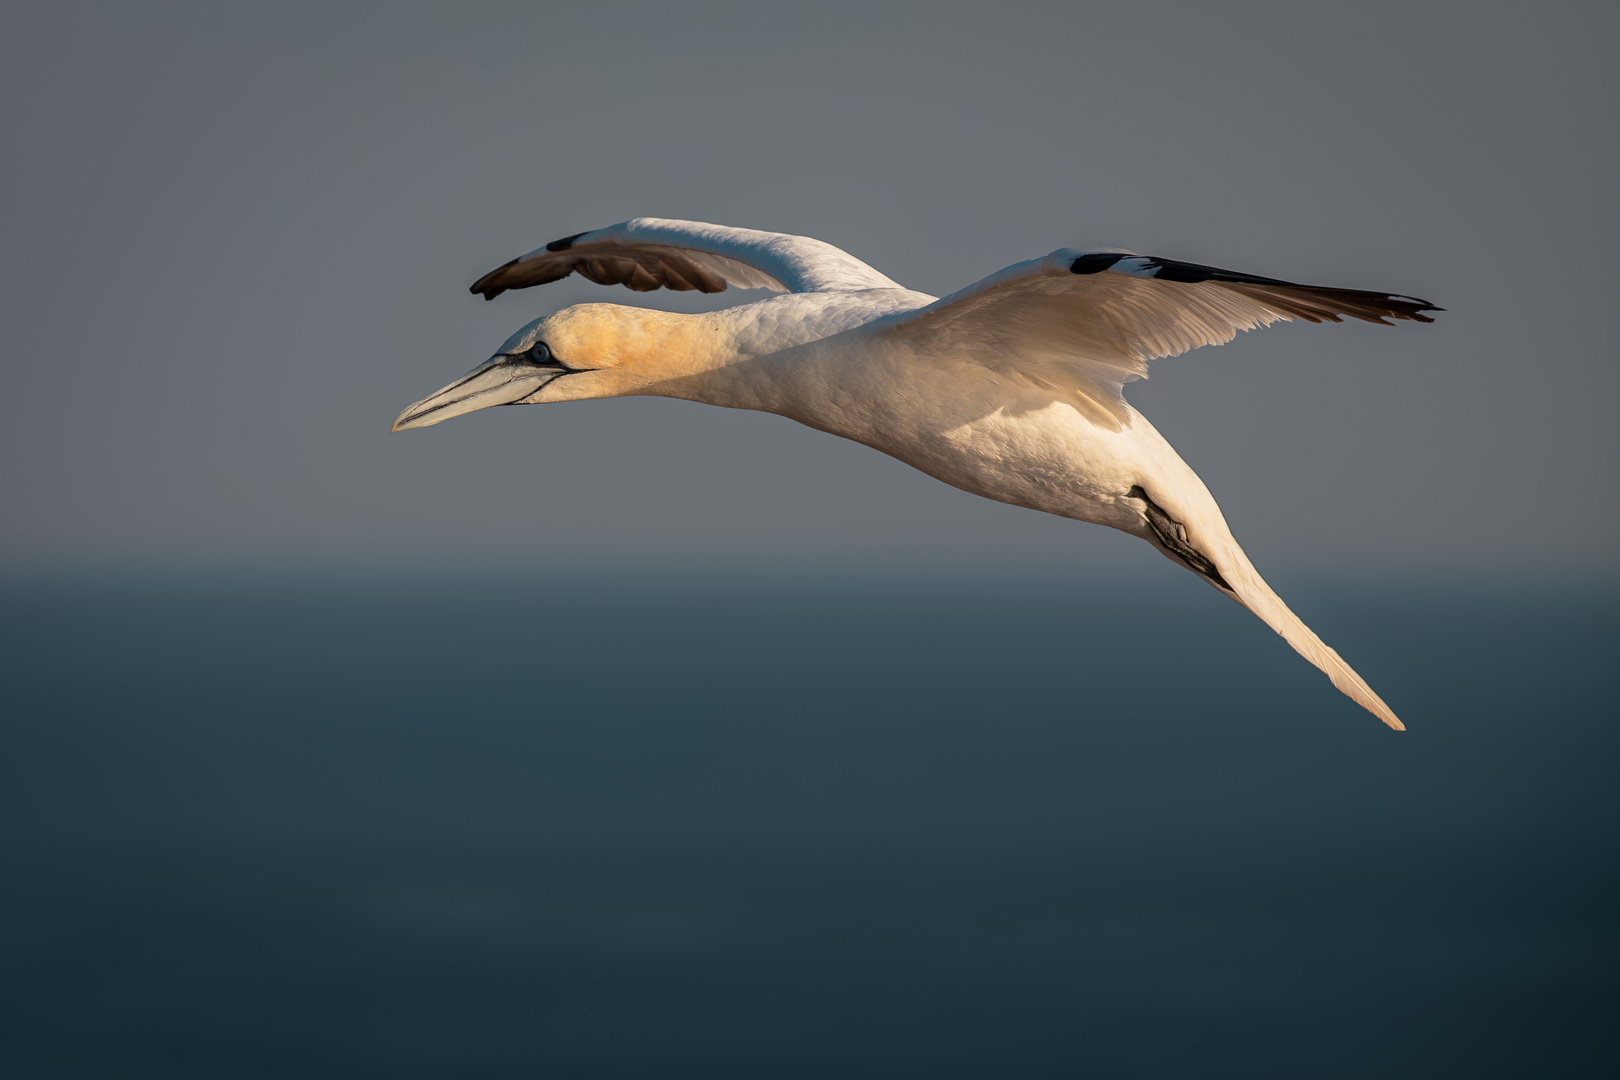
[1131,482,1405,731]
[1218,550,1404,731]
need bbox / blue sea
[1,567,1615,1078]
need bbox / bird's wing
[875,249,1439,426]
[469,217,903,300]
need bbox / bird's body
[639,293,1166,531]
[395,219,1439,730]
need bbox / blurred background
[1,2,1616,1077]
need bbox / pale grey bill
[391,357,553,432]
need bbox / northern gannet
[393,219,1438,730]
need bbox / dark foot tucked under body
[1130,485,1233,593]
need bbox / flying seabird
[394,218,1439,729]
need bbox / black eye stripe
[507,341,576,373]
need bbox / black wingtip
[1077,249,1445,325]
[545,231,587,253]
[1071,252,1126,275]
[1385,297,1443,322]
[468,256,521,300]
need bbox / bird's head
[391,304,705,432]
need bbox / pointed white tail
[1213,547,1405,731]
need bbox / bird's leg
[1128,485,1233,593]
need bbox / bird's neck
[633,303,853,414]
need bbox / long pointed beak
[391,356,550,432]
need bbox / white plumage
[395,218,1439,730]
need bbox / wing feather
[470,218,901,299]
[877,249,1439,427]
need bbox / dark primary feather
[1071,252,1441,326]
[471,234,733,300]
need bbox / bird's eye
[528,343,552,363]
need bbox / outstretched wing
[469,217,903,299]
[877,248,1439,426]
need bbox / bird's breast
[757,342,1143,524]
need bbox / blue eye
[528,343,551,363]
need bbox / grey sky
[1,2,1614,574]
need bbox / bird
[393,218,1438,730]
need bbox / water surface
[1,569,1614,1077]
